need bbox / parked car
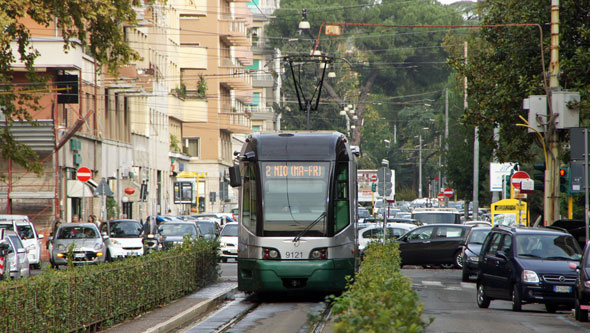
[1,230,29,278]
[476,226,582,312]
[48,223,107,268]
[358,223,416,256]
[397,224,472,268]
[218,222,238,262]
[100,219,144,261]
[158,221,202,249]
[0,215,44,269]
[0,240,10,280]
[194,220,220,240]
[464,221,492,228]
[358,207,371,223]
[362,217,421,226]
[461,227,492,281]
[191,213,235,226]
[570,242,590,321]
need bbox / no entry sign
[511,171,530,189]
[76,167,92,182]
[443,188,454,197]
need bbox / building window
[252,125,261,132]
[184,137,200,157]
[252,92,260,106]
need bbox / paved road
[403,268,590,333]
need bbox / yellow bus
[490,198,529,227]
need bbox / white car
[218,222,238,263]
[0,215,44,269]
[358,223,417,255]
[100,220,144,260]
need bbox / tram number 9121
[284,251,304,259]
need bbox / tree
[267,0,464,147]
[1,0,140,174]
[447,0,590,163]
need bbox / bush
[330,242,429,332]
[0,239,218,331]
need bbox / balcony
[219,112,251,134]
[168,94,208,123]
[219,17,251,47]
[178,45,207,69]
[235,46,253,67]
[219,67,252,91]
[251,72,274,88]
[247,106,274,122]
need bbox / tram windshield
[261,162,329,236]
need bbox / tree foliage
[447,0,590,163]
[0,0,140,173]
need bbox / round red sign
[371,175,377,182]
[76,167,92,182]
[443,188,454,197]
[510,171,530,189]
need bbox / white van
[0,215,44,269]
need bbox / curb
[144,287,237,333]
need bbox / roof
[246,132,349,161]
[491,226,571,235]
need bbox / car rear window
[516,234,582,260]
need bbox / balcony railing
[219,17,251,46]
[219,68,252,90]
[219,112,251,134]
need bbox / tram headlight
[263,247,280,260]
[310,247,327,260]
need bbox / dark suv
[476,226,582,312]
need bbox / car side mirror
[0,242,8,250]
[17,248,26,254]
[569,262,580,270]
[229,165,242,187]
[103,235,110,240]
[38,234,45,239]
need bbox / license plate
[74,253,85,258]
[554,285,571,293]
[284,251,303,259]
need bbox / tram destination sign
[264,163,326,178]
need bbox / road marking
[422,280,444,287]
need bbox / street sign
[76,167,92,182]
[437,192,445,201]
[371,175,377,182]
[511,171,530,189]
[377,167,392,181]
[94,177,114,197]
[443,188,453,198]
[519,178,535,194]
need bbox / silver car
[1,230,30,279]
[49,223,107,268]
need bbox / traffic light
[371,183,376,192]
[559,166,569,193]
[533,163,545,191]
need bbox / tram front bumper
[238,258,355,292]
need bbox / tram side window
[242,163,257,232]
[334,162,349,233]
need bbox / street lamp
[298,9,310,30]
[414,135,423,198]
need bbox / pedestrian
[88,214,98,226]
[72,215,80,223]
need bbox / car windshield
[197,222,216,235]
[8,235,23,250]
[16,225,35,239]
[468,229,490,245]
[261,162,329,236]
[221,224,238,237]
[109,221,142,238]
[160,223,197,237]
[516,234,582,260]
[57,226,99,239]
[0,224,12,231]
[358,209,371,218]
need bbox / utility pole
[418,134,423,198]
[465,41,479,220]
[545,0,560,225]
[444,88,449,189]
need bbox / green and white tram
[229,132,359,293]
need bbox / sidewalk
[103,281,237,333]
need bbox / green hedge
[0,239,219,332]
[330,242,429,332]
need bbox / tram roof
[246,132,349,161]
